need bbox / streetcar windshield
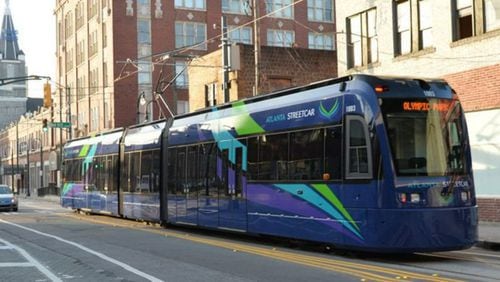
[381,98,466,176]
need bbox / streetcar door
[184,146,198,225]
[175,148,187,223]
[218,140,247,232]
[197,143,219,228]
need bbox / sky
[0,0,56,98]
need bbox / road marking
[66,213,462,282]
[0,219,163,282]
[0,238,62,282]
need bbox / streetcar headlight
[398,193,407,203]
[461,191,469,202]
[410,193,420,203]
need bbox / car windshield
[381,98,466,177]
[0,186,12,194]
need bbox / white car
[0,185,18,212]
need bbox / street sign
[49,122,71,128]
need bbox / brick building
[54,0,336,137]
[336,0,500,221]
[189,44,337,111]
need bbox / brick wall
[189,44,337,111]
[443,64,500,112]
[477,197,500,222]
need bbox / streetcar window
[290,129,323,180]
[167,148,177,195]
[130,152,141,193]
[382,98,466,176]
[187,146,198,194]
[259,133,288,180]
[247,137,259,180]
[140,151,152,193]
[176,148,186,195]
[152,150,161,193]
[346,116,372,179]
[325,126,342,180]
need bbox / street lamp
[136,91,147,124]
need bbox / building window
[87,0,98,20]
[103,23,107,48]
[175,22,207,50]
[229,25,252,44]
[175,61,189,88]
[307,0,333,22]
[456,0,473,39]
[222,0,251,14]
[454,0,500,40]
[394,0,432,55]
[347,9,378,68]
[308,32,334,50]
[205,83,217,107]
[175,0,205,10]
[88,30,98,57]
[485,0,500,31]
[267,29,295,47]
[138,19,151,44]
[138,62,152,84]
[396,1,411,55]
[103,62,108,87]
[76,1,85,29]
[177,100,189,115]
[266,0,293,19]
[90,107,99,132]
[419,0,432,49]
[367,9,378,63]
[89,69,98,95]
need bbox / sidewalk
[24,195,500,251]
[477,221,500,250]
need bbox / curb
[476,241,500,251]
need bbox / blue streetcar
[62,75,478,252]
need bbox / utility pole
[67,87,72,140]
[26,137,30,197]
[221,16,230,103]
[253,0,260,96]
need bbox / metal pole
[67,87,72,140]
[253,0,260,96]
[221,16,230,103]
[27,138,30,197]
[40,139,43,193]
[15,122,19,194]
[59,87,63,189]
[11,147,14,192]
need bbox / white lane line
[0,238,62,282]
[0,219,163,282]
[0,262,33,267]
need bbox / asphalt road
[0,197,499,282]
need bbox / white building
[336,0,500,218]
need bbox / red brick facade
[109,1,335,128]
[478,198,500,222]
[443,64,500,112]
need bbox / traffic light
[42,119,48,132]
[43,83,52,108]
